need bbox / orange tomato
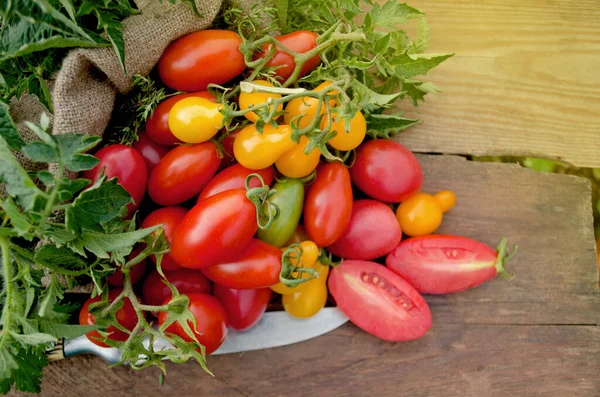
[395,190,457,237]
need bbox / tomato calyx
[495,238,517,279]
[279,243,319,287]
[245,173,280,229]
[318,248,342,268]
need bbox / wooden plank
[391,0,600,168]
[16,156,599,397]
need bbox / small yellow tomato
[283,81,338,129]
[323,110,367,151]
[275,136,321,178]
[395,191,457,237]
[271,241,319,295]
[282,281,328,319]
[233,124,295,169]
[168,97,223,143]
[239,80,284,122]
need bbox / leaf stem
[0,236,13,351]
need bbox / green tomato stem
[0,236,13,352]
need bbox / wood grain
[16,156,599,397]
[391,0,600,167]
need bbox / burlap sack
[7,0,259,292]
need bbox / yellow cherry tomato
[239,80,284,122]
[271,241,319,295]
[395,191,457,237]
[168,97,223,143]
[282,281,328,319]
[275,136,321,178]
[322,110,367,151]
[233,124,295,169]
[283,81,338,129]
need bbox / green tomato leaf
[275,0,289,31]
[522,157,557,173]
[350,79,401,112]
[65,175,131,235]
[391,52,454,79]
[366,113,420,138]
[370,1,423,29]
[39,321,102,339]
[412,16,430,53]
[55,134,101,172]
[79,226,159,259]
[36,170,55,186]
[9,332,57,347]
[0,102,25,150]
[0,198,34,239]
[0,347,47,394]
[400,79,441,105]
[34,245,88,273]
[22,141,59,163]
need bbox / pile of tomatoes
[79,28,512,354]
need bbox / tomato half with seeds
[141,206,188,271]
[170,190,258,269]
[82,144,147,217]
[158,30,245,91]
[79,289,138,348]
[107,245,147,287]
[328,200,402,260]
[198,164,274,202]
[201,239,281,289]
[148,142,221,206]
[142,268,212,307]
[351,140,422,203]
[328,260,432,341]
[257,30,320,82]
[213,284,272,331]
[386,235,510,294]
[132,132,170,176]
[158,293,228,355]
[304,162,353,246]
[145,91,216,146]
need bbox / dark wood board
[12,155,600,397]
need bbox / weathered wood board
[20,156,599,397]
[392,0,600,168]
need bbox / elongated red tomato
[328,260,431,341]
[328,200,402,260]
[170,190,257,269]
[257,31,320,82]
[159,30,245,91]
[82,144,147,216]
[145,91,216,146]
[148,142,221,206]
[351,140,422,203]
[158,293,228,355]
[201,239,281,289]
[132,132,170,176]
[79,289,138,348]
[107,245,147,287]
[213,284,271,331]
[142,268,212,307]
[304,162,353,246]
[141,206,188,271]
[198,164,274,202]
[386,235,509,294]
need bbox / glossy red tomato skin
[304,162,353,247]
[141,206,188,271]
[351,140,423,203]
[145,92,216,146]
[158,30,245,92]
[259,31,320,81]
[201,239,281,289]
[82,144,147,216]
[142,268,212,307]
[148,142,221,206]
[198,164,274,202]
[170,190,257,269]
[213,284,271,331]
[328,200,402,260]
[386,235,499,294]
[158,293,228,355]
[221,130,240,163]
[79,289,138,348]
[107,245,147,287]
[328,260,432,341]
[132,132,170,176]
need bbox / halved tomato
[328,260,432,341]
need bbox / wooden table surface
[14,1,600,396]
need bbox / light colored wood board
[29,324,600,397]
[389,0,600,167]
